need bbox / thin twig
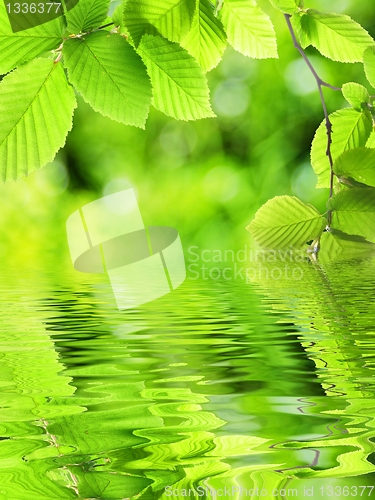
[284,14,341,226]
[97,22,115,30]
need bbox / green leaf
[219,0,278,59]
[342,82,370,110]
[333,148,375,188]
[366,130,375,148]
[311,109,373,188]
[181,0,227,72]
[328,188,375,241]
[65,0,110,33]
[112,3,127,33]
[63,31,152,128]
[289,12,309,49]
[268,0,299,15]
[363,45,375,88]
[0,2,64,74]
[247,196,325,248]
[137,35,214,120]
[319,229,375,263]
[295,10,374,63]
[123,0,196,46]
[0,58,76,181]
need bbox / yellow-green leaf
[219,0,278,59]
[247,196,325,248]
[181,0,226,72]
[138,35,214,120]
[311,109,373,188]
[63,31,152,128]
[0,58,76,181]
[328,188,375,241]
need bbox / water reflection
[247,255,375,482]
[0,256,375,498]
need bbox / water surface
[1,256,375,499]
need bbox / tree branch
[284,14,341,226]
[97,22,115,30]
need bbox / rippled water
[1,255,375,499]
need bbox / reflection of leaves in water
[70,468,152,499]
[4,261,375,498]
[319,229,375,263]
[54,373,279,498]
[50,280,338,495]
[0,300,83,498]
[247,255,375,478]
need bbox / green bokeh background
[2,5,375,496]
[2,0,375,264]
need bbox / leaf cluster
[248,0,375,260]
[0,0,281,180]
[3,0,375,261]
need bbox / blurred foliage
[1,0,375,263]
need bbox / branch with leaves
[248,0,375,260]
[0,0,278,181]
[284,13,340,227]
[1,0,375,259]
